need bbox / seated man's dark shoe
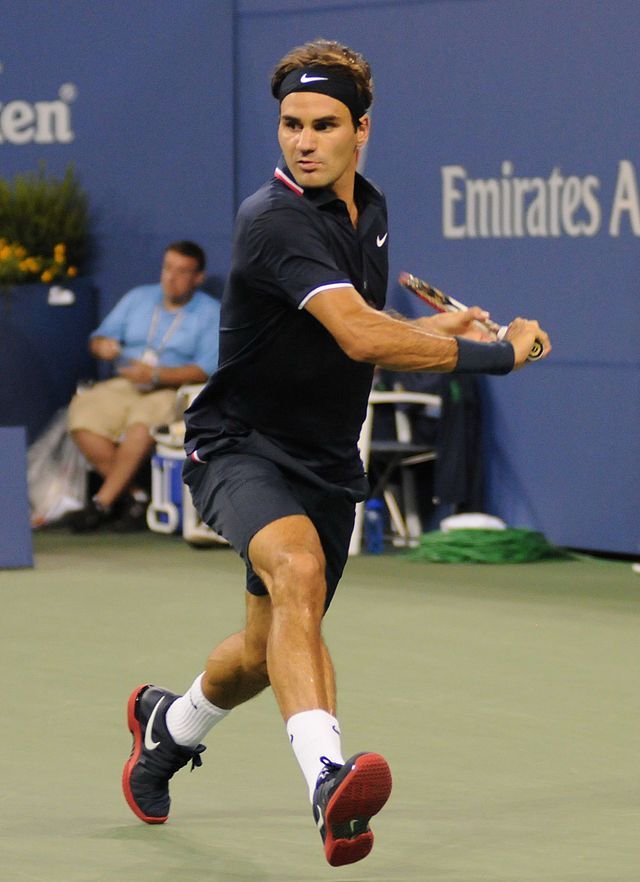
[67,498,113,533]
[111,494,149,532]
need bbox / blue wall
[0,0,235,308]
[1,0,638,553]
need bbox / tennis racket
[398,271,544,362]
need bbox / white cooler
[147,441,227,547]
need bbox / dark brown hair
[165,240,206,273]
[271,39,373,113]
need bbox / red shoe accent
[121,683,168,824]
[323,753,392,867]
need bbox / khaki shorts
[68,377,177,442]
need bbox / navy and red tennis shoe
[312,752,393,866]
[122,684,205,824]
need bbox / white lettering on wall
[609,160,640,236]
[440,161,640,238]
[0,83,76,145]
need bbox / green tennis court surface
[2,532,638,881]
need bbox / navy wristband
[455,337,515,375]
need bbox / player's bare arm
[306,286,457,371]
[305,286,549,370]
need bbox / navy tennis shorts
[183,434,366,611]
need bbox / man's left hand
[416,307,494,341]
[118,360,153,385]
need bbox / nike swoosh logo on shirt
[300,73,329,83]
[376,233,388,247]
[144,696,165,751]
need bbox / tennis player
[122,39,550,867]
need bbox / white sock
[286,709,345,801]
[165,672,230,747]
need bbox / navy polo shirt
[185,164,389,478]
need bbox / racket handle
[497,326,545,362]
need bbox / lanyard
[146,305,185,356]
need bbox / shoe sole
[323,752,392,867]
[122,683,168,825]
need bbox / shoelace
[316,755,342,785]
[189,744,206,771]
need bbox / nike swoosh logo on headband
[300,73,329,83]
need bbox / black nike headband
[275,67,368,124]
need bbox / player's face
[278,92,369,202]
[160,250,204,305]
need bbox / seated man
[67,240,219,532]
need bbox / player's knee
[270,549,326,614]
[273,548,324,589]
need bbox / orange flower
[66,266,78,277]
[41,270,53,283]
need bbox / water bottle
[364,498,385,554]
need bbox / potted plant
[0,164,97,442]
[0,163,89,289]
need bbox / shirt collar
[274,161,383,213]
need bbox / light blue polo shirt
[91,283,220,375]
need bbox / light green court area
[2,532,638,882]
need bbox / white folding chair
[349,389,442,555]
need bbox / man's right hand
[90,336,121,361]
[504,318,551,367]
